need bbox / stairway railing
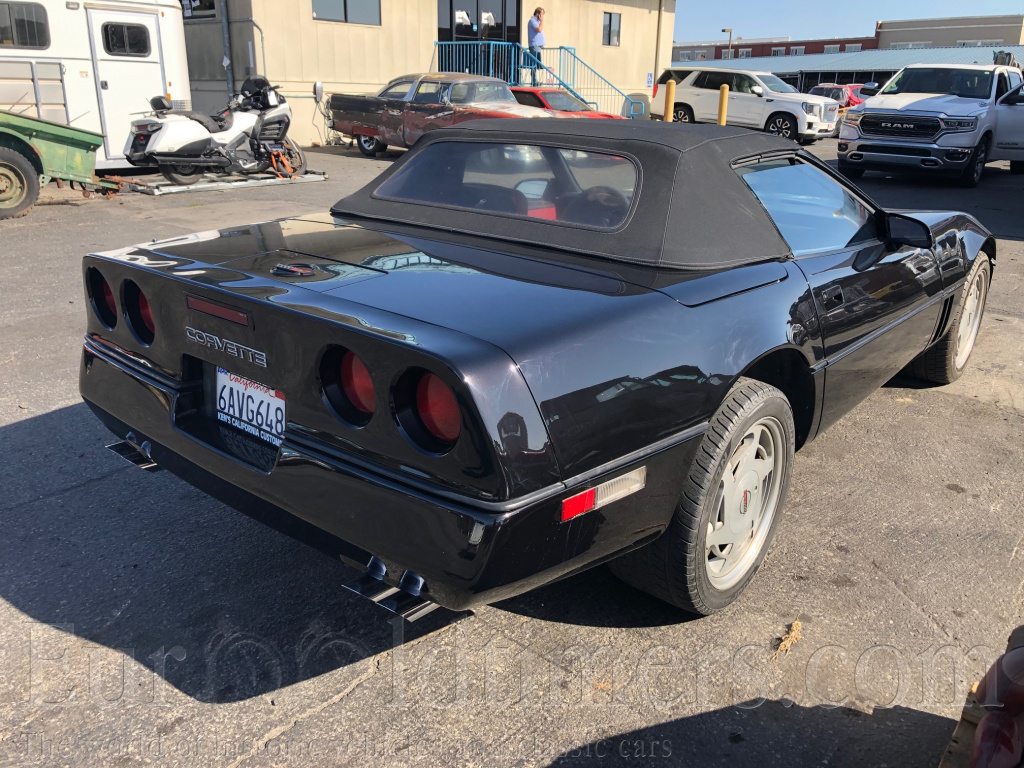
[432,41,644,118]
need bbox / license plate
[215,367,285,446]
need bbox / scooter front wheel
[159,164,204,186]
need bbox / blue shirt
[528,16,545,47]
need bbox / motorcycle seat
[168,110,231,134]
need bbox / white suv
[651,67,840,143]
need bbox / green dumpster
[0,110,120,220]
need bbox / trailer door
[86,9,165,162]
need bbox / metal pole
[653,0,664,87]
[728,30,733,59]
[219,0,235,98]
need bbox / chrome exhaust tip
[343,557,440,622]
[106,431,161,472]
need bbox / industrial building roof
[670,45,1024,75]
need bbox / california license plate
[215,367,286,446]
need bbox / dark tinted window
[695,71,732,90]
[377,141,637,229]
[0,2,48,49]
[102,23,150,56]
[736,158,876,256]
[312,0,381,25]
[513,91,546,109]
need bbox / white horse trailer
[0,0,189,169]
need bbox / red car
[511,86,626,119]
[808,83,865,136]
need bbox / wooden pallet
[937,682,986,768]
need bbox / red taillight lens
[102,280,116,317]
[653,83,659,98]
[138,291,154,334]
[340,350,375,414]
[415,373,461,444]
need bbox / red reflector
[340,351,375,414]
[102,279,116,317]
[187,295,249,325]
[561,488,596,522]
[415,372,461,443]
[138,291,155,334]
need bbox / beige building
[181,0,674,145]
[877,14,1024,49]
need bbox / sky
[673,0,1024,43]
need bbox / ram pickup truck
[330,73,560,156]
[838,62,1024,186]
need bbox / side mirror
[885,213,933,250]
[751,85,764,97]
[313,81,324,103]
[860,83,879,97]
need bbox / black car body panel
[78,122,995,611]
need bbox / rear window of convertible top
[374,141,638,230]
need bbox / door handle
[820,285,844,310]
[100,80,109,90]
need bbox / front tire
[957,135,989,188]
[159,163,204,186]
[356,135,385,157]
[908,254,991,384]
[765,113,798,140]
[0,147,40,220]
[281,137,306,175]
[609,378,795,615]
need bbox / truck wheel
[160,164,204,186]
[957,136,989,188]
[356,135,385,157]
[609,378,795,615]
[908,254,991,384]
[765,113,798,140]
[673,104,694,123]
[838,161,864,179]
[0,147,40,220]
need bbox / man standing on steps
[528,7,545,86]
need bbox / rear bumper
[80,339,699,611]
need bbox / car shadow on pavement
[0,403,465,704]
[544,699,954,768]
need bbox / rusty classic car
[329,73,567,156]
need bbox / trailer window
[0,2,49,49]
[102,23,151,57]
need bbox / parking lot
[0,141,1021,768]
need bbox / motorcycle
[124,76,306,185]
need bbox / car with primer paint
[329,73,566,157]
[79,120,994,620]
[650,66,840,142]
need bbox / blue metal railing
[432,41,644,118]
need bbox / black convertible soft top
[331,119,797,271]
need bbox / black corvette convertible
[79,120,993,619]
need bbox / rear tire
[908,254,991,384]
[609,378,795,615]
[356,135,385,157]
[673,104,694,123]
[0,147,40,220]
[838,161,864,179]
[159,164,204,186]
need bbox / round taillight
[415,372,461,444]
[340,350,375,415]
[87,267,117,328]
[123,280,154,345]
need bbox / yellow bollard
[662,79,676,122]
[718,84,729,125]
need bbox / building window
[889,42,929,49]
[957,39,1003,47]
[678,51,692,61]
[180,0,217,18]
[771,47,786,56]
[823,44,840,54]
[102,23,150,56]
[313,0,381,25]
[845,43,861,52]
[0,2,48,48]
[721,49,733,59]
[789,46,804,55]
[602,12,620,47]
[738,48,751,58]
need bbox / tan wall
[878,15,1024,48]
[185,0,673,144]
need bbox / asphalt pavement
[0,139,1021,768]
